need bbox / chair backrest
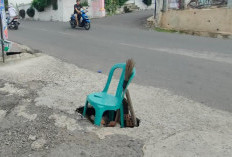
[103,63,136,99]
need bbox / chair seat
[87,92,122,110]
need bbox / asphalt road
[9,10,232,112]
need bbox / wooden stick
[126,89,137,127]
[115,109,120,123]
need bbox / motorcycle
[7,16,20,30]
[70,8,90,30]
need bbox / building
[9,0,105,21]
[9,0,156,22]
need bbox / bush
[105,0,118,14]
[80,1,89,7]
[27,7,35,17]
[52,0,58,10]
[32,0,58,12]
[119,0,127,6]
[19,9,26,18]
[32,0,46,12]
[105,0,128,14]
[143,0,152,6]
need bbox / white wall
[34,3,63,21]
[62,0,74,22]
[18,1,63,21]
[17,0,95,22]
[8,0,32,6]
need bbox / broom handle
[126,89,137,127]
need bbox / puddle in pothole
[76,106,140,128]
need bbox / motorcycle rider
[7,4,17,24]
[74,0,82,26]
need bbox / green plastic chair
[83,63,136,128]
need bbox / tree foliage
[105,0,128,14]
[143,0,152,6]
[32,0,57,12]
[27,7,35,17]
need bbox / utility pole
[163,0,168,12]
[154,0,157,19]
[0,15,4,63]
[0,0,5,63]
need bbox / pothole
[6,52,22,56]
[76,106,140,128]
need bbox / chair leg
[94,110,104,126]
[120,105,124,128]
[83,100,88,117]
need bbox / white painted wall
[62,0,74,22]
[17,0,103,21]
[18,1,63,21]
[8,0,32,6]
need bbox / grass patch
[154,27,178,33]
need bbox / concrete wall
[160,8,232,35]
[18,1,63,21]
[62,0,73,22]
[9,0,32,6]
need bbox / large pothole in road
[0,42,42,64]
[6,52,22,56]
[76,106,140,128]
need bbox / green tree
[32,0,57,12]
[143,0,152,6]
